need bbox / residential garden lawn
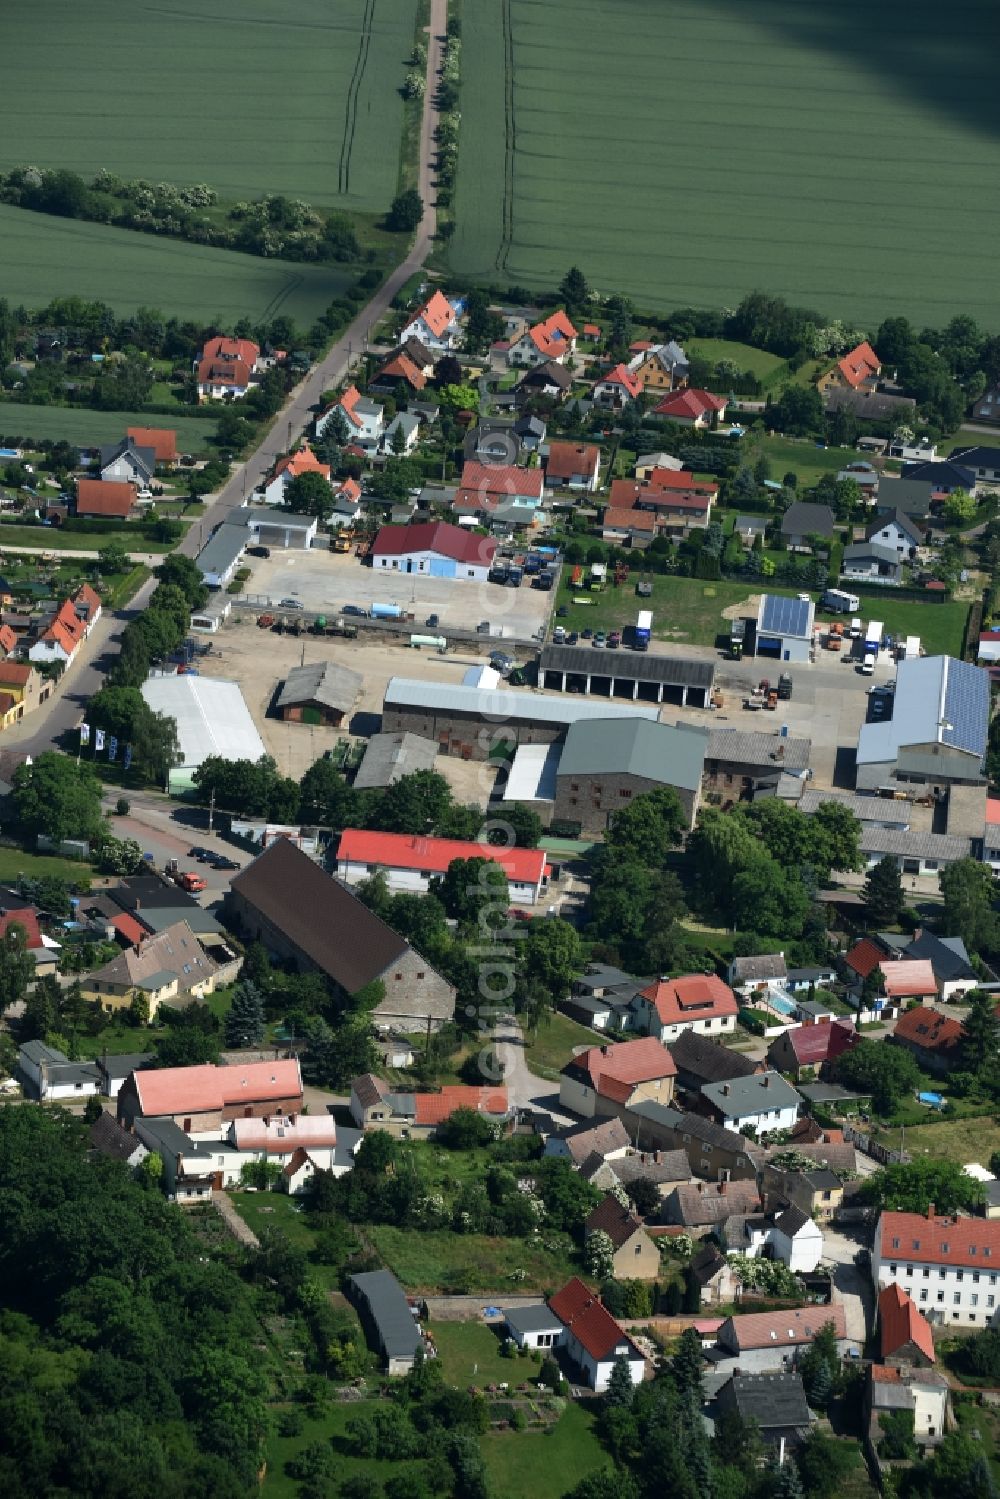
[429,1320,514,1387]
[522,1010,598,1081]
[954,1394,1000,1486]
[482,1402,607,1499]
[752,436,861,487]
[449,0,1000,326]
[76,1022,163,1060]
[0,0,417,214]
[0,521,179,554]
[871,1112,1000,1165]
[0,848,92,886]
[0,401,216,453]
[366,1226,578,1295]
[687,339,787,383]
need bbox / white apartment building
[874,1209,1000,1328]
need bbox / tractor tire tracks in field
[338,0,377,197]
[497,0,516,271]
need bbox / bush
[115,797,130,815]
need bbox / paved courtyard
[242,546,554,640]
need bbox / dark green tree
[605,1353,635,1409]
[606,786,687,864]
[387,189,423,232]
[862,854,904,924]
[0,921,35,1016]
[962,990,1000,1074]
[12,753,103,843]
[559,266,590,309]
[224,979,265,1048]
[374,770,452,834]
[434,856,509,927]
[835,1036,920,1114]
[284,469,335,522]
[859,1158,985,1215]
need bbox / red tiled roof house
[559,1036,676,1119]
[507,310,578,367]
[873,1209,1000,1328]
[547,1276,646,1390]
[592,363,643,407]
[878,1282,936,1366]
[766,1019,859,1080]
[118,1057,304,1131]
[76,479,137,519]
[654,388,728,429]
[630,974,738,1044]
[400,290,463,352]
[195,336,260,400]
[818,340,881,395]
[890,1006,965,1075]
[544,440,601,493]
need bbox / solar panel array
[943,658,990,756]
[760,594,812,639]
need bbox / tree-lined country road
[2,0,447,759]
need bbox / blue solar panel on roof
[761,594,811,638]
[943,659,989,757]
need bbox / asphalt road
[4,0,447,761]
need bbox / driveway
[821,1222,875,1347]
[492,1015,576,1125]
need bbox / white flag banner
[79,723,91,746]
[95,728,106,752]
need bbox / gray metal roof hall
[538,644,714,707]
[349,1269,421,1372]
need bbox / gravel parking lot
[243,547,554,640]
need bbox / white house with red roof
[336,829,550,904]
[316,384,385,453]
[543,440,601,492]
[559,1036,676,1118]
[630,974,738,1044]
[546,1277,646,1390]
[874,1209,1000,1327]
[401,289,464,351]
[195,336,261,400]
[262,445,332,507]
[507,310,578,368]
[453,461,545,527]
[592,363,643,407]
[371,520,496,581]
[654,388,728,429]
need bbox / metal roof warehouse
[538,644,714,706]
[754,594,815,663]
[141,675,265,794]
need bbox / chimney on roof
[601,1045,610,1056]
[722,1084,730,1096]
[762,1075,770,1088]
[927,1202,935,1220]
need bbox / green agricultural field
[0,206,359,323]
[450,0,1000,326]
[0,0,417,212]
[0,400,216,453]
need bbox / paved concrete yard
[244,547,554,640]
[197,620,500,786]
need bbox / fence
[843,1122,910,1165]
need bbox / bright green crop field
[0,0,417,211]
[0,206,358,323]
[0,401,216,454]
[449,0,1000,326]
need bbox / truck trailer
[635,610,652,651]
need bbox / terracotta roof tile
[879,1209,1000,1270]
[548,1277,638,1362]
[412,1084,509,1127]
[639,973,737,1027]
[878,1282,936,1362]
[76,480,137,518]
